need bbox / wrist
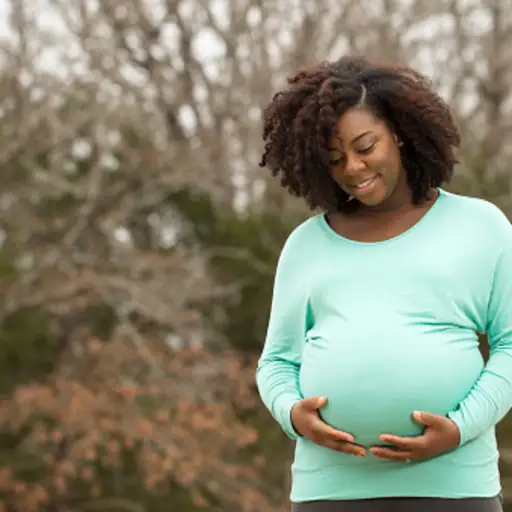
[290,403,300,435]
[446,416,461,447]
[289,401,303,438]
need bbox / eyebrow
[328,130,373,151]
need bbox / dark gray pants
[292,496,503,512]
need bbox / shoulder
[284,215,323,245]
[277,215,324,264]
[440,189,511,234]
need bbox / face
[328,107,408,211]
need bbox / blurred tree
[0,0,510,510]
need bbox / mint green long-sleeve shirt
[256,189,512,502]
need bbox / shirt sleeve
[448,212,512,445]
[255,229,313,440]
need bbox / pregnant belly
[299,330,483,447]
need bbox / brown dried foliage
[0,337,277,511]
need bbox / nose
[343,151,366,175]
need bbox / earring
[397,140,404,148]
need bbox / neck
[356,187,438,218]
[356,175,415,216]
[363,189,413,215]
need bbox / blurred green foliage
[1,160,511,511]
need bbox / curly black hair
[259,56,461,212]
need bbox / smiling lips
[350,175,379,193]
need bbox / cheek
[374,154,401,180]
[330,168,350,191]
[329,165,342,182]
[371,143,399,167]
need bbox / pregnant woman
[256,56,512,512]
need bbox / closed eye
[357,144,375,154]
[330,156,344,166]
[330,145,374,166]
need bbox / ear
[394,134,403,147]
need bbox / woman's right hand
[291,396,366,456]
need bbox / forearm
[256,225,314,439]
[448,345,512,445]
[450,212,512,445]
[256,359,303,439]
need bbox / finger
[311,419,355,443]
[325,439,366,456]
[302,396,327,411]
[370,447,413,461]
[413,410,445,427]
[378,434,422,449]
[340,442,367,457]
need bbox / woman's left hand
[370,411,461,462]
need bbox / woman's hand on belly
[291,396,367,457]
[370,411,461,462]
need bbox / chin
[350,181,392,208]
[358,193,389,208]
